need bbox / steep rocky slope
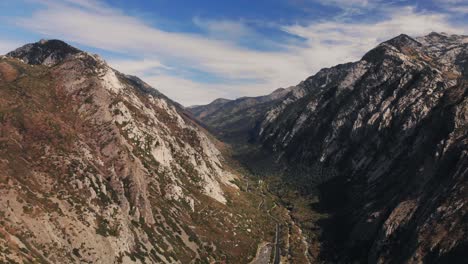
[0,40,286,263]
[189,87,294,144]
[261,32,468,263]
[2,32,466,263]
[194,32,468,263]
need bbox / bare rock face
[6,39,81,66]
[0,40,274,263]
[256,33,468,263]
[190,32,467,263]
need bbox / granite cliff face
[192,33,468,263]
[0,40,286,263]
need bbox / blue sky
[0,0,467,105]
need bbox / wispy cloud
[289,0,380,16]
[15,0,310,104]
[193,18,254,40]
[434,0,468,15]
[10,0,468,105]
[108,59,171,76]
[314,0,376,9]
[283,6,467,66]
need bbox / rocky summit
[0,32,467,264]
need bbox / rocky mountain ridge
[1,32,466,263]
[258,32,468,263]
[6,39,81,66]
[0,39,294,263]
[192,32,468,263]
[189,86,295,144]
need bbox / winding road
[273,223,281,264]
[252,180,282,264]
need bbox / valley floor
[224,147,324,264]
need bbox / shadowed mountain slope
[192,33,468,263]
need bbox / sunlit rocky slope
[0,40,293,263]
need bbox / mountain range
[1,32,467,263]
[0,39,303,263]
[190,32,468,263]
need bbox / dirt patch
[0,62,18,82]
[250,242,272,264]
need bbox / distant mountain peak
[430,31,444,35]
[211,98,232,105]
[362,33,423,63]
[385,33,422,48]
[6,39,81,66]
[271,87,286,94]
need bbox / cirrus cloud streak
[10,0,468,105]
